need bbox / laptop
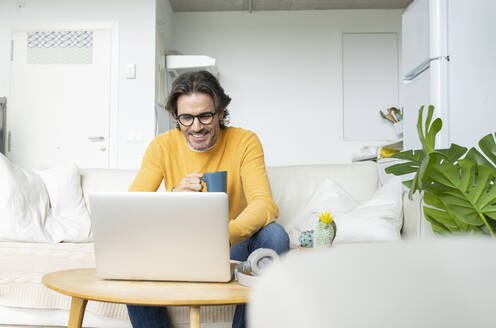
[89,192,231,282]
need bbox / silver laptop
[89,192,231,282]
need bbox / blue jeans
[127,222,289,328]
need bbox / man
[127,70,289,328]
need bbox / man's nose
[191,117,203,130]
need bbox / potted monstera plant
[385,105,496,237]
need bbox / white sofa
[0,161,424,328]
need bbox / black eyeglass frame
[176,112,218,127]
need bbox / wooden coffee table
[42,268,249,328]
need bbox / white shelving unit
[166,55,218,80]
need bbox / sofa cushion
[267,162,379,229]
[287,178,358,247]
[80,169,138,213]
[0,155,91,243]
[287,177,403,247]
[0,241,126,320]
[0,154,51,242]
[80,163,379,230]
[38,164,92,242]
[332,177,403,244]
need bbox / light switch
[126,64,136,79]
[16,1,26,10]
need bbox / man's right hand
[173,172,203,192]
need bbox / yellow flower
[318,211,335,224]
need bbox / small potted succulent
[313,211,337,248]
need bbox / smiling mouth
[189,130,210,141]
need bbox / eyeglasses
[177,112,217,127]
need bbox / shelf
[166,55,217,79]
[380,138,403,151]
[166,55,215,69]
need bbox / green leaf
[457,159,476,193]
[423,207,454,234]
[465,147,494,168]
[423,206,458,232]
[426,218,451,234]
[390,149,424,162]
[417,105,441,153]
[385,148,425,199]
[423,191,444,209]
[437,192,483,225]
[474,166,496,221]
[417,105,426,150]
[438,143,468,163]
[397,105,496,236]
[385,162,419,175]
[426,118,442,151]
[417,152,439,189]
[423,153,458,188]
[423,191,473,233]
[429,160,496,230]
[424,105,434,141]
[478,133,496,166]
[409,170,420,200]
[386,144,468,186]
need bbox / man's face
[176,92,223,152]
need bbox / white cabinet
[402,0,430,74]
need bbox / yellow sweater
[129,127,279,245]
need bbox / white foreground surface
[249,238,496,328]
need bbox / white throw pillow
[333,178,403,244]
[0,154,52,242]
[38,164,92,242]
[287,178,403,248]
[287,179,358,248]
[0,154,91,243]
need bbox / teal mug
[201,171,227,192]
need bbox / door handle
[88,136,105,142]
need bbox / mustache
[188,128,209,135]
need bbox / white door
[8,28,112,169]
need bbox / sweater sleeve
[229,132,279,245]
[129,139,164,192]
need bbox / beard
[185,127,218,152]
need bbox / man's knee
[255,222,289,255]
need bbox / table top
[42,268,250,306]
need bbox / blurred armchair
[248,238,496,328]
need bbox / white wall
[171,10,402,166]
[0,0,156,169]
[447,0,496,149]
[157,0,173,52]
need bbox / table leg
[68,296,88,328]
[189,305,201,328]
